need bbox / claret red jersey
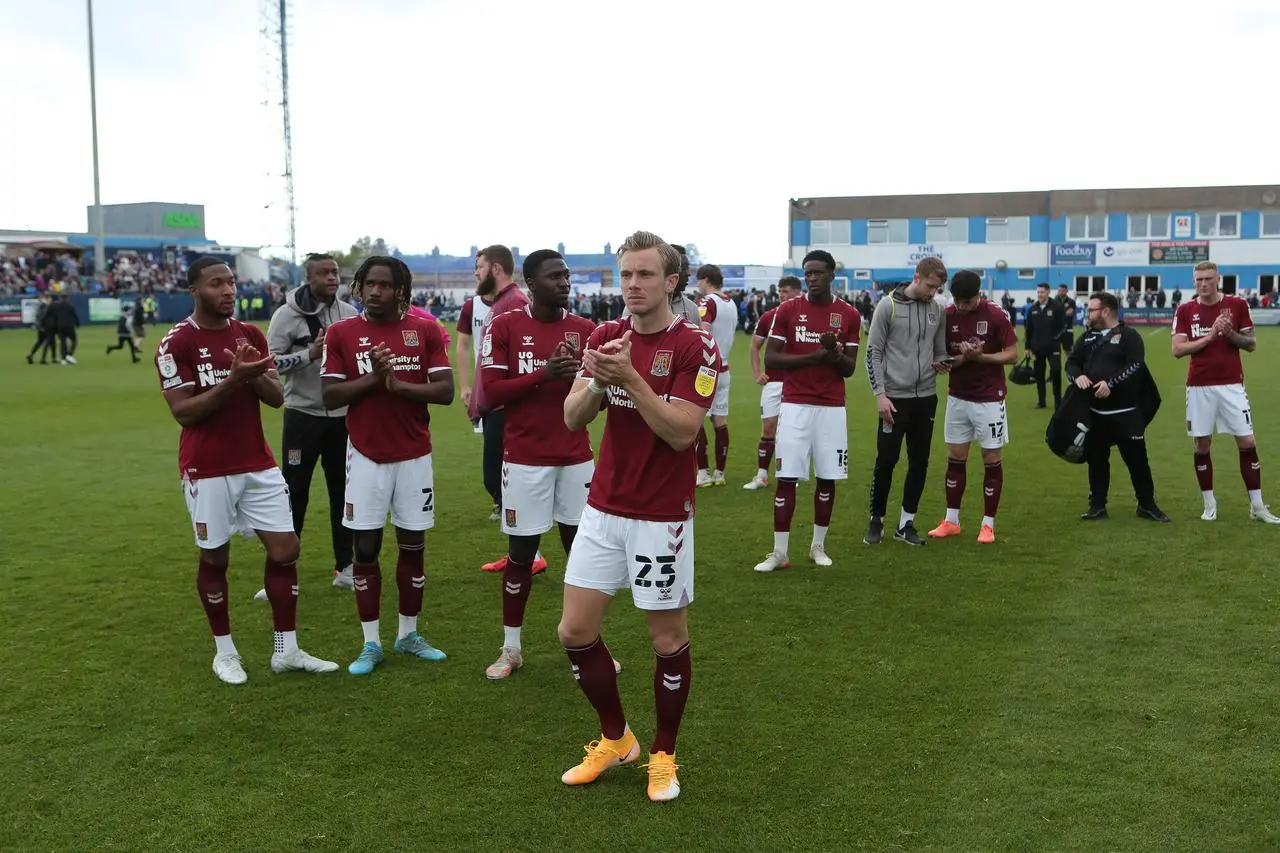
[767,294,861,406]
[321,313,452,463]
[1173,295,1253,387]
[754,307,783,383]
[481,306,596,466]
[581,316,720,523]
[944,299,1017,403]
[154,317,276,479]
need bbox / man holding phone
[863,257,951,546]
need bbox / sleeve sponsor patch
[694,365,717,397]
[481,334,493,356]
[162,376,184,390]
[157,353,178,378]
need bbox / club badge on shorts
[287,448,302,466]
[345,502,354,521]
[505,509,517,527]
[402,329,420,347]
[695,365,717,397]
[195,522,208,541]
[651,350,672,377]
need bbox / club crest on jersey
[695,365,717,397]
[564,332,580,353]
[402,329,420,348]
[506,509,517,527]
[235,337,248,347]
[651,350,673,377]
[195,523,208,542]
[976,321,988,335]
[829,314,842,329]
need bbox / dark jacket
[36,302,55,332]
[52,300,80,332]
[1024,298,1064,355]
[1054,294,1077,329]
[1065,323,1160,422]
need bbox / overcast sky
[1,0,1276,265]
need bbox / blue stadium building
[787,185,1280,301]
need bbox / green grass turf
[2,321,1279,852]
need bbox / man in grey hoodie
[863,257,951,546]
[264,253,360,590]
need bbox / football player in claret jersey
[320,257,456,675]
[693,264,738,488]
[558,231,720,803]
[926,271,1018,544]
[753,251,861,573]
[743,276,801,490]
[478,249,596,679]
[156,257,338,684]
[1172,261,1279,523]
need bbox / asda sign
[162,211,203,229]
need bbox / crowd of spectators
[0,249,186,297]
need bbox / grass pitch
[2,322,1278,852]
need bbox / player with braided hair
[351,255,414,316]
[320,256,456,675]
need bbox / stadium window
[1075,274,1106,294]
[867,218,908,245]
[1222,274,1238,295]
[1197,212,1240,238]
[1128,213,1170,240]
[1127,274,1160,292]
[1066,214,1107,241]
[1259,274,1276,296]
[1017,269,1036,279]
[925,218,968,243]
[809,220,852,245]
[1261,213,1280,238]
[986,216,1030,243]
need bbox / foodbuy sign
[1051,242,1096,266]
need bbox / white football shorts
[501,459,594,536]
[943,397,1010,449]
[343,443,436,532]
[760,381,783,420]
[182,467,294,549]
[775,402,849,481]
[1186,383,1253,437]
[707,370,731,418]
[563,505,694,611]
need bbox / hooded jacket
[865,286,948,399]
[266,284,359,417]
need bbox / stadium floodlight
[86,0,105,278]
